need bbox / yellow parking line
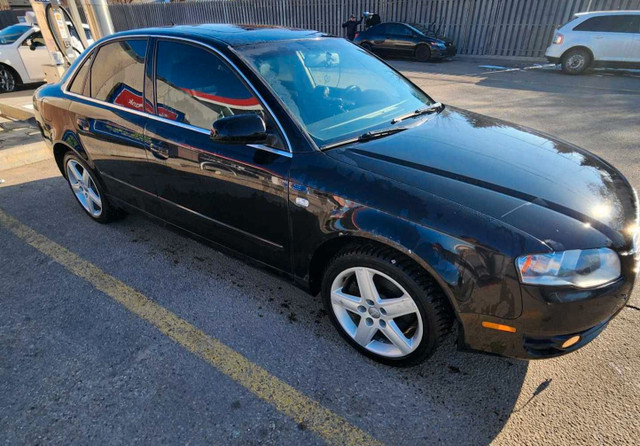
[0,207,382,446]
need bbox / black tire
[415,44,431,62]
[321,244,453,366]
[0,64,18,93]
[63,152,123,223]
[561,48,591,75]
[361,42,373,52]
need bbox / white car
[545,10,640,74]
[0,23,93,92]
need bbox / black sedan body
[354,22,457,61]
[33,25,637,365]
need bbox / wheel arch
[561,45,595,64]
[52,137,90,177]
[307,232,460,319]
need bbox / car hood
[325,106,637,251]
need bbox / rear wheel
[321,245,452,366]
[561,48,591,75]
[415,45,431,62]
[0,65,17,92]
[63,152,122,223]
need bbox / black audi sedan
[33,25,637,366]
[354,22,456,61]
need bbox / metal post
[80,0,114,40]
[65,0,89,49]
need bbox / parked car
[33,25,637,366]
[545,10,640,74]
[0,22,92,92]
[354,22,456,61]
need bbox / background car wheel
[0,65,17,93]
[321,245,453,366]
[63,152,122,223]
[415,45,431,62]
[561,48,591,75]
[361,42,372,52]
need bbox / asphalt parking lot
[1,59,639,445]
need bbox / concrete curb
[0,101,34,121]
[0,142,52,172]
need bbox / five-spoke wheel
[322,246,452,366]
[331,267,423,357]
[63,152,122,223]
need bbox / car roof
[574,10,640,17]
[112,24,327,47]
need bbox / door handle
[76,117,90,131]
[149,143,169,160]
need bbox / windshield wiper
[358,127,407,142]
[391,102,443,124]
[321,127,407,150]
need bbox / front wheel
[0,65,17,93]
[415,45,432,62]
[561,48,591,75]
[63,152,122,223]
[321,245,452,366]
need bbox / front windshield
[237,38,434,148]
[0,25,31,45]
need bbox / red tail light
[355,32,359,39]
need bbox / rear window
[68,53,92,96]
[90,39,148,111]
[574,15,640,33]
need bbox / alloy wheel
[0,67,15,92]
[66,159,103,217]
[330,266,423,358]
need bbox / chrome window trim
[61,33,293,158]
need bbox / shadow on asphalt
[0,174,529,444]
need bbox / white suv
[545,11,640,74]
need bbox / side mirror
[25,39,35,50]
[211,113,267,143]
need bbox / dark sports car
[33,25,637,366]
[354,22,456,61]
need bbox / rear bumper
[457,258,636,359]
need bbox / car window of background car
[22,31,45,47]
[239,38,433,147]
[90,39,147,111]
[573,15,640,33]
[387,24,413,36]
[68,52,93,96]
[154,40,263,130]
[0,25,31,44]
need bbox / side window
[23,31,45,47]
[574,15,640,33]
[90,39,147,111]
[154,40,263,130]
[387,24,412,36]
[68,52,93,96]
[373,24,388,35]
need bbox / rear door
[144,39,291,271]
[66,38,161,214]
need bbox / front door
[144,39,291,271]
[18,31,46,81]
